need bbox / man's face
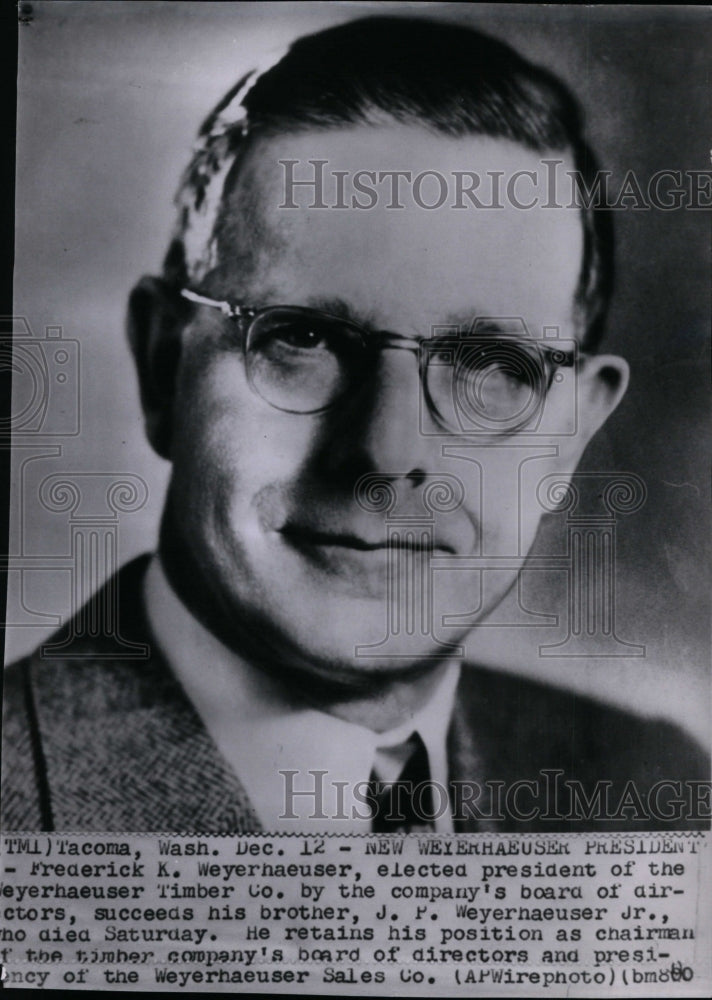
[160,125,590,679]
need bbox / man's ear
[126,276,187,460]
[557,353,630,471]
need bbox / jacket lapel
[447,678,504,833]
[29,557,262,833]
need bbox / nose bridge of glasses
[366,331,431,411]
[345,341,433,470]
[367,332,431,397]
[362,330,464,436]
[368,329,424,355]
[353,333,449,453]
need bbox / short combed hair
[165,16,613,350]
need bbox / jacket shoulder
[1,556,157,830]
[2,557,260,833]
[453,664,709,831]
[457,663,709,783]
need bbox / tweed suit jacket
[2,556,708,832]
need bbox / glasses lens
[246,308,363,413]
[425,338,548,434]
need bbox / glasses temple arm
[180,288,245,319]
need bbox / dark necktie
[369,732,435,833]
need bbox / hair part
[164,16,613,350]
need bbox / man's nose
[319,348,439,481]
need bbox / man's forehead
[214,124,584,335]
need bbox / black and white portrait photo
[2,2,709,836]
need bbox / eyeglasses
[180,288,584,436]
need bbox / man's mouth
[278,524,455,597]
[280,525,454,554]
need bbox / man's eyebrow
[305,296,376,327]
[300,299,533,340]
[440,312,529,335]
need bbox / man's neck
[311,659,457,732]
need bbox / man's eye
[466,359,532,387]
[271,323,330,350]
[429,344,456,364]
[458,345,539,389]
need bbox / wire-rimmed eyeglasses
[180,288,584,436]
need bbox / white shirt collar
[144,555,461,832]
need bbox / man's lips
[280,524,455,554]
[253,484,476,557]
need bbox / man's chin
[266,640,458,701]
[236,554,477,682]
[251,599,465,692]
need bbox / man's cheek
[187,387,314,477]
